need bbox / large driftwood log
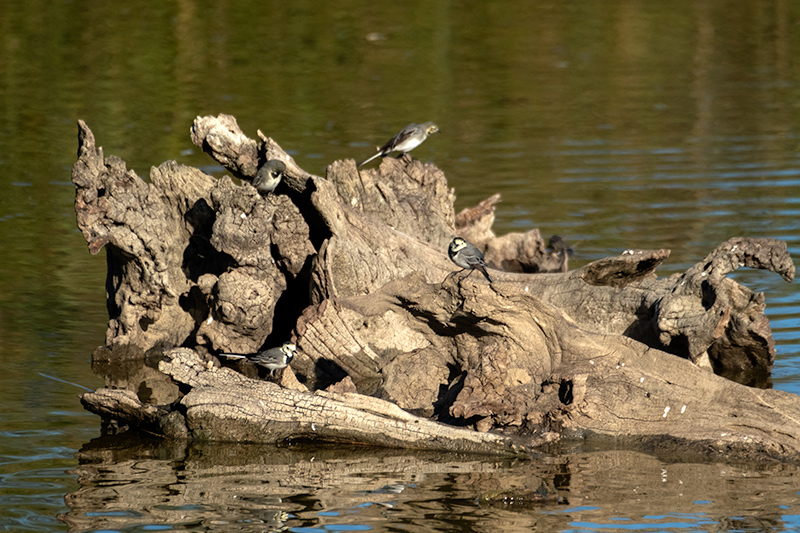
[82,348,534,454]
[73,116,798,460]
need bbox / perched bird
[252,159,286,195]
[545,235,573,273]
[358,122,439,167]
[448,237,493,282]
[219,342,296,377]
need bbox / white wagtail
[252,159,286,194]
[448,237,493,283]
[358,122,439,167]
[546,235,573,272]
[219,342,296,377]
[548,235,573,258]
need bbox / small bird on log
[358,122,439,167]
[219,342,296,377]
[548,235,573,258]
[547,234,572,255]
[541,235,573,273]
[448,237,493,283]
[252,159,286,194]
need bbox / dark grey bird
[544,235,573,273]
[448,237,493,283]
[252,159,286,194]
[219,342,296,377]
[358,122,439,167]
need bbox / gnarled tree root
[73,116,798,461]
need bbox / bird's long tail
[358,150,383,168]
[219,353,248,359]
[477,265,493,283]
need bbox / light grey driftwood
[82,348,538,454]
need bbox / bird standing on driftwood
[546,234,573,273]
[219,342,296,377]
[358,122,439,167]
[448,237,493,283]
[252,159,286,195]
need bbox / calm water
[1,1,800,531]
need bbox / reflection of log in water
[59,437,797,532]
[72,116,800,460]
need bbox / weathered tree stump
[73,115,799,461]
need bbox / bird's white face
[281,343,296,355]
[450,238,467,254]
[426,124,439,135]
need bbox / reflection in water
[59,437,800,532]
